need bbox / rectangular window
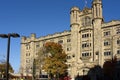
[67,47,71,51]
[116,28,120,34]
[82,33,91,38]
[67,39,71,42]
[117,50,120,54]
[26,59,30,63]
[58,40,63,44]
[82,43,87,48]
[82,52,91,57]
[82,43,91,48]
[36,44,40,48]
[117,40,120,45]
[26,53,30,56]
[104,51,111,56]
[67,55,71,59]
[104,31,110,36]
[26,44,30,50]
[104,41,110,46]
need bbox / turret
[30,33,36,40]
[70,7,80,26]
[92,0,103,65]
[70,6,80,78]
[92,0,103,21]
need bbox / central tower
[69,0,104,78]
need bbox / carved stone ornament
[83,7,89,14]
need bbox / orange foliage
[42,42,68,75]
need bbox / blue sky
[0,0,120,73]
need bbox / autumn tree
[37,42,68,78]
[0,62,14,73]
[0,62,14,78]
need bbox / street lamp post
[0,33,20,80]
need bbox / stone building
[20,0,120,79]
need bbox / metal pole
[0,33,20,80]
[6,35,10,80]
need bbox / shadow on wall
[75,56,120,80]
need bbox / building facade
[20,0,120,79]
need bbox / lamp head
[0,34,8,38]
[0,33,20,38]
[10,33,20,38]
